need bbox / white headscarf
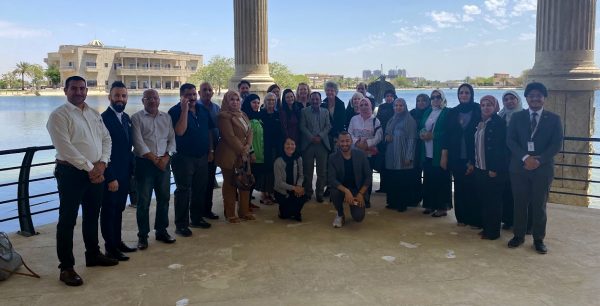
[498,90,523,126]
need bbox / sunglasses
[431,95,442,100]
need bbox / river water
[1,89,599,232]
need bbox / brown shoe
[60,268,83,286]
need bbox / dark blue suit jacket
[102,108,133,188]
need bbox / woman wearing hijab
[384,98,417,212]
[409,94,432,206]
[280,88,303,147]
[474,95,508,240]
[242,94,266,210]
[441,83,481,227]
[273,137,305,221]
[215,91,254,223]
[420,89,452,217]
[347,98,382,207]
[498,91,531,231]
[259,93,283,205]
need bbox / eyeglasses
[431,95,442,100]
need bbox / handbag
[233,158,255,191]
[0,232,40,281]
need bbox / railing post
[17,148,38,236]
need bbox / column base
[229,73,275,97]
[549,187,589,207]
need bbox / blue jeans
[135,157,171,239]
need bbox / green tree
[394,76,412,88]
[269,62,299,89]
[189,56,234,94]
[14,61,31,90]
[45,64,61,87]
[0,72,18,89]
[28,64,45,90]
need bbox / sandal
[241,214,256,221]
[227,217,241,224]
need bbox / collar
[143,109,162,117]
[529,107,543,116]
[65,101,88,111]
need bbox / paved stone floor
[2,189,600,306]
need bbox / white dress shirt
[131,109,176,158]
[47,101,112,171]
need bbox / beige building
[45,40,203,91]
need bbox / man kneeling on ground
[328,131,372,228]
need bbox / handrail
[0,136,599,236]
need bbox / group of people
[47,75,562,287]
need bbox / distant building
[362,70,372,80]
[493,73,519,86]
[304,73,344,88]
[398,69,407,78]
[45,39,203,91]
[388,69,398,78]
[373,70,382,78]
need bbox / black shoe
[534,240,548,254]
[292,214,302,222]
[156,232,177,243]
[190,218,212,229]
[431,211,447,217]
[397,207,407,212]
[508,236,525,248]
[118,241,137,253]
[60,268,83,286]
[375,189,385,193]
[423,209,433,214]
[106,250,129,261]
[278,214,289,220]
[137,237,148,250]
[316,195,324,203]
[204,212,219,220]
[86,253,119,267]
[175,228,192,237]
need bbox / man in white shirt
[47,76,117,287]
[131,89,177,249]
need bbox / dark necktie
[121,116,129,141]
[530,112,538,135]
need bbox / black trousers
[100,182,128,252]
[510,165,553,240]
[204,161,217,216]
[475,169,505,239]
[450,160,479,226]
[55,164,103,270]
[171,153,208,229]
[330,188,365,222]
[422,158,452,210]
[385,169,413,210]
[275,191,305,218]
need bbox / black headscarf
[455,83,478,113]
[281,139,300,185]
[410,93,431,122]
[242,94,261,120]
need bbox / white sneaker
[332,215,344,228]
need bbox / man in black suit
[101,81,137,261]
[506,82,563,254]
[328,131,372,228]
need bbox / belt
[55,159,77,168]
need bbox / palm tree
[14,62,31,90]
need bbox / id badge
[527,141,535,152]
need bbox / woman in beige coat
[215,91,255,223]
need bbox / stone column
[229,0,274,96]
[528,0,600,206]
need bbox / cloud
[393,25,437,46]
[429,11,461,28]
[511,0,536,16]
[0,20,51,38]
[519,32,535,40]
[483,15,510,29]
[75,22,87,27]
[484,0,508,17]
[345,32,387,53]
[483,38,508,45]
[463,5,482,15]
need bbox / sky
[0,0,599,81]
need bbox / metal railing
[0,136,598,236]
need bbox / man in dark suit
[506,82,563,254]
[101,81,136,261]
[328,131,372,228]
[300,92,332,202]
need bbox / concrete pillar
[528,0,600,206]
[229,0,274,96]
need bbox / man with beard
[328,132,372,228]
[100,81,136,261]
[169,83,215,237]
[238,80,251,100]
[47,76,117,286]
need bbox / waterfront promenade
[2,189,600,305]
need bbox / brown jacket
[215,111,253,170]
